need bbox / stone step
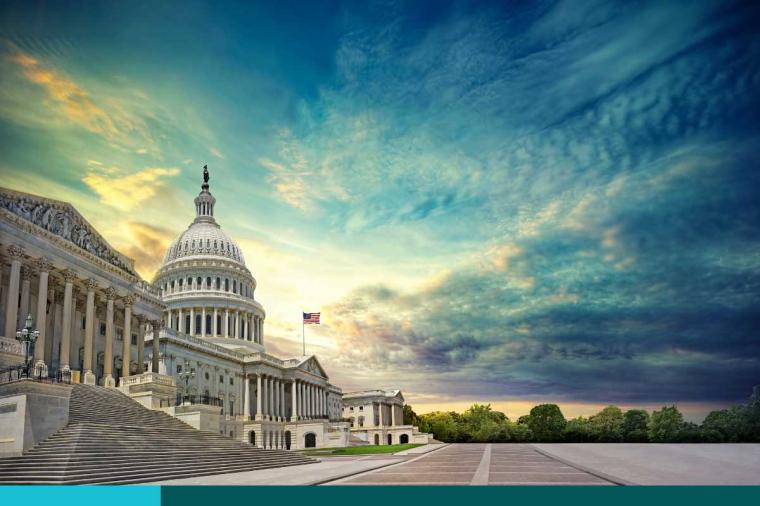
[0,383,315,484]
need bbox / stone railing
[0,337,23,356]
[120,372,176,387]
[161,329,243,362]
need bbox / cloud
[117,222,175,281]
[210,147,224,159]
[82,166,180,211]
[5,41,119,138]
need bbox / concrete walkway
[394,443,448,455]
[328,443,611,485]
[532,443,760,485]
[152,455,404,485]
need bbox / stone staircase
[0,384,317,484]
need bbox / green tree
[648,406,684,442]
[527,404,567,442]
[507,421,534,442]
[460,404,506,442]
[622,409,649,442]
[403,404,420,426]
[418,411,460,442]
[588,405,624,442]
[563,416,593,442]
[701,407,743,442]
[742,385,760,442]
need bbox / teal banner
[162,485,760,506]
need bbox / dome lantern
[193,165,216,224]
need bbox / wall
[0,380,71,456]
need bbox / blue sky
[1,0,759,420]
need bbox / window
[225,279,229,291]
[219,375,224,383]
[349,407,354,411]
[196,277,202,288]
[100,323,106,336]
[216,277,220,289]
[131,334,137,345]
[205,372,210,380]
[229,377,234,385]
[176,365,182,374]
[206,276,211,288]
[116,330,122,341]
[233,280,237,293]
[359,406,363,411]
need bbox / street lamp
[15,314,39,378]
[178,359,195,404]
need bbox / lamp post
[15,314,39,378]
[178,359,195,405]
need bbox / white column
[262,375,268,419]
[189,307,195,335]
[33,258,51,375]
[270,377,275,420]
[391,403,396,426]
[235,311,241,339]
[244,375,251,420]
[280,381,285,419]
[18,266,31,331]
[201,307,206,336]
[255,374,263,420]
[83,279,97,384]
[151,320,161,374]
[59,270,75,372]
[273,378,280,420]
[136,316,145,374]
[213,307,218,336]
[3,245,23,339]
[121,296,133,382]
[291,379,298,421]
[259,318,263,344]
[178,308,184,333]
[379,403,384,427]
[224,309,229,337]
[103,288,116,386]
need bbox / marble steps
[0,384,315,484]
[0,459,311,485]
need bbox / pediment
[0,186,137,276]
[297,355,328,379]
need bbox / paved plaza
[328,444,613,485]
[148,443,760,486]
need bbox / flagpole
[302,312,305,356]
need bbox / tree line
[402,385,760,443]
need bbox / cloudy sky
[1,0,759,420]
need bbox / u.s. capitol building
[0,167,431,457]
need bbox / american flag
[303,312,321,324]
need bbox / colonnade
[1,245,162,385]
[242,375,328,421]
[164,307,262,343]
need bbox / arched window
[187,277,192,287]
[178,278,183,289]
[225,279,229,291]
[196,277,202,288]
[233,280,237,293]
[216,277,220,289]
[206,276,211,288]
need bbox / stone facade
[0,169,426,452]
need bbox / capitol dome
[155,166,265,350]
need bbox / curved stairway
[0,384,316,484]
